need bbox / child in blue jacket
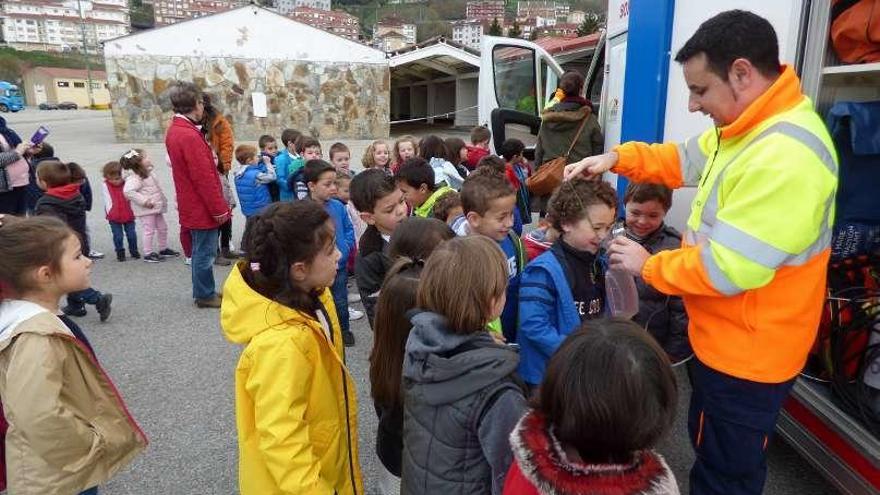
[517,179,617,388]
[273,129,300,201]
[233,144,276,217]
[304,159,357,346]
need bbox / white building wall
[104,6,383,63]
[452,22,482,50]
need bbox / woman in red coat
[503,320,680,495]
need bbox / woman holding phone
[0,117,35,215]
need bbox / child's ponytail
[241,201,335,313]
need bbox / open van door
[478,36,564,156]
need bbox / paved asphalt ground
[4,110,837,494]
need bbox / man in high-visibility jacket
[566,10,837,495]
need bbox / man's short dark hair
[674,10,781,80]
[351,168,398,213]
[168,81,201,114]
[396,157,435,191]
[303,159,335,184]
[499,139,525,162]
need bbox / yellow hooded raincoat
[220,264,364,495]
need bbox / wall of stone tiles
[105,55,390,142]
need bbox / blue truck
[0,81,24,112]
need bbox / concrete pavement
[3,109,836,494]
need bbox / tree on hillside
[577,12,601,36]
[489,17,503,36]
[508,20,522,38]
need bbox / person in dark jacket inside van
[533,71,604,211]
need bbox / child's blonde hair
[392,135,418,165]
[362,140,390,169]
[417,236,508,333]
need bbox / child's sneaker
[130,250,141,259]
[348,308,364,321]
[62,305,87,317]
[143,252,163,263]
[159,248,180,258]
[116,250,126,262]
[96,294,113,323]
[88,250,105,260]
[184,257,192,266]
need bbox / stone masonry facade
[106,55,390,142]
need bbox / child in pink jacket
[120,149,180,263]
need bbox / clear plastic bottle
[603,226,640,320]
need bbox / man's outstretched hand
[563,151,619,180]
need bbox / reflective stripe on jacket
[612,66,838,383]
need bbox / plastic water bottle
[603,226,640,320]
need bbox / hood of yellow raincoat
[220,262,333,345]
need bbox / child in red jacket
[101,161,139,262]
[503,320,680,495]
[464,125,491,170]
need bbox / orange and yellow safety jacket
[613,66,838,383]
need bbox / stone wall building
[103,5,389,143]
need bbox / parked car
[38,102,59,110]
[58,101,78,110]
